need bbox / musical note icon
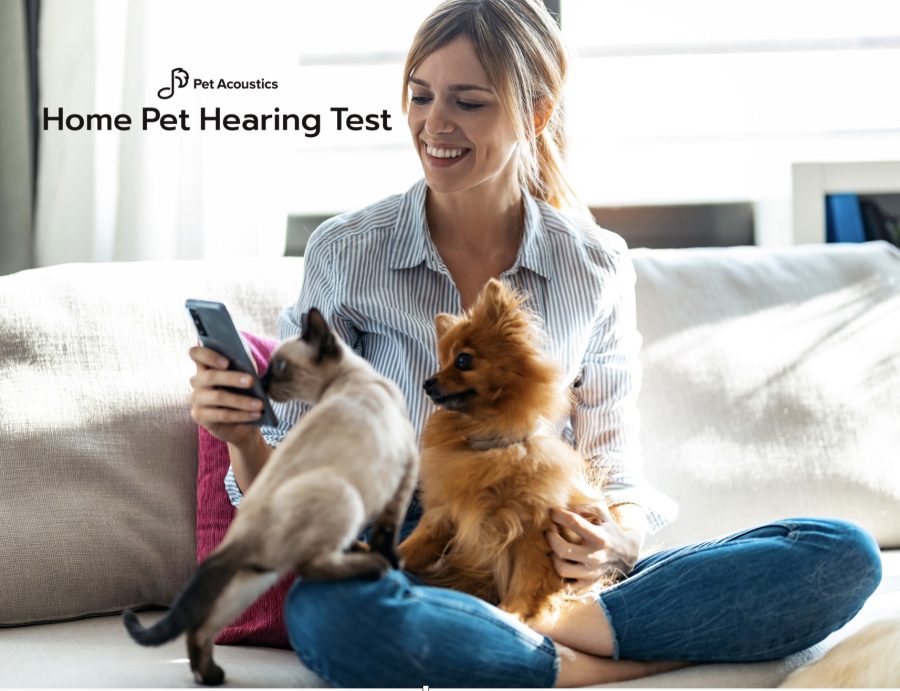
[157,68,189,100]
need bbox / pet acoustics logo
[43,66,392,138]
[157,67,190,99]
[156,67,279,98]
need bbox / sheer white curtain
[36,0,294,266]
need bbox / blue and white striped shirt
[226,178,677,532]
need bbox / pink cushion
[195,331,294,648]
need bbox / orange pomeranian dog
[397,278,615,622]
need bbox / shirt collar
[389,179,430,270]
[512,190,553,280]
[389,178,553,281]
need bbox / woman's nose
[424,101,455,136]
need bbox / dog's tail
[122,546,243,647]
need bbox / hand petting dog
[546,502,645,594]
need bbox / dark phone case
[185,299,279,428]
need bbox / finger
[545,529,589,562]
[191,369,256,392]
[551,508,606,543]
[192,407,262,425]
[189,346,229,370]
[572,501,614,524]
[192,388,265,412]
[551,554,594,581]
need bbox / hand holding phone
[185,299,279,428]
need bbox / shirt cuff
[224,464,244,508]
[603,485,679,534]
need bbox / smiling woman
[402,0,578,214]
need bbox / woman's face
[407,36,520,196]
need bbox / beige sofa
[1,242,898,687]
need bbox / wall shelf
[792,161,900,244]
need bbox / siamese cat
[123,309,419,686]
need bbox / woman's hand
[545,502,645,593]
[188,346,264,447]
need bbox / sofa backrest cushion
[0,258,302,626]
[632,241,900,552]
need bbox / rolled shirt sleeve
[570,248,678,533]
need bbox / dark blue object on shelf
[825,193,866,243]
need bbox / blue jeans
[284,518,882,687]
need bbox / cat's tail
[122,545,244,646]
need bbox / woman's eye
[455,353,473,371]
[458,101,484,111]
[410,95,431,105]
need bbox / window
[561,1,900,244]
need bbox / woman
[188,0,882,686]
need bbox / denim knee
[790,518,882,620]
[284,574,402,685]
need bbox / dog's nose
[423,378,438,395]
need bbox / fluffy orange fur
[398,279,613,621]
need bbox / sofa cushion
[0,258,303,626]
[631,241,900,553]
[196,331,294,648]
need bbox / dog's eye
[455,353,473,371]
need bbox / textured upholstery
[631,242,900,553]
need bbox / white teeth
[426,144,466,159]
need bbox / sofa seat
[3,550,897,688]
[0,615,319,688]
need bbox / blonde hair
[402,0,586,216]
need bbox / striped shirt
[225,178,678,532]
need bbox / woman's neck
[425,176,524,256]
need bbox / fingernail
[240,375,252,385]
[218,357,228,367]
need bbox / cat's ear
[302,308,339,361]
[434,313,455,340]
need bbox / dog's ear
[302,308,340,362]
[474,279,517,322]
[434,313,455,340]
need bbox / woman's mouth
[424,143,471,167]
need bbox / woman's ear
[533,97,554,138]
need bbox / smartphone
[185,299,279,427]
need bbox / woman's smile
[423,142,472,168]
